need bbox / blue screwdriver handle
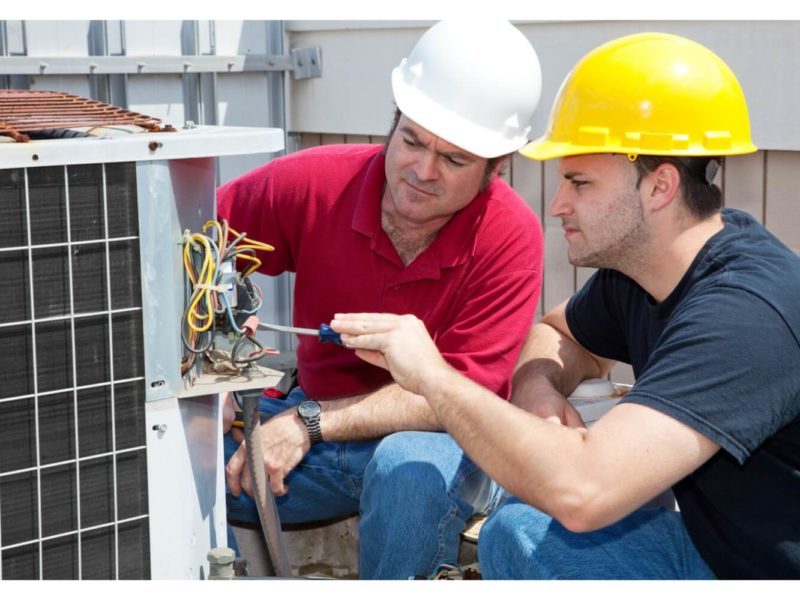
[319,323,343,345]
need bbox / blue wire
[218,291,245,334]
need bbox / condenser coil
[0,90,175,143]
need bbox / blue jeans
[478,496,716,579]
[225,387,501,579]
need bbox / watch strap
[305,418,323,445]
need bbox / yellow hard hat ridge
[521,32,757,161]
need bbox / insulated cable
[180,219,275,375]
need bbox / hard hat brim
[519,138,758,162]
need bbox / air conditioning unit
[0,110,284,579]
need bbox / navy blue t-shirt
[566,209,800,579]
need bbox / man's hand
[331,313,451,397]
[225,407,312,497]
[516,391,587,429]
[510,378,587,429]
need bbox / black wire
[181,297,215,354]
[231,328,267,368]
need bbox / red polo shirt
[217,144,543,400]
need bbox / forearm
[334,312,716,533]
[421,367,719,533]
[319,383,441,442]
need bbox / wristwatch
[297,399,323,445]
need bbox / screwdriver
[256,322,343,345]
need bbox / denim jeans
[478,496,716,579]
[225,387,501,579]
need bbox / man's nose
[549,183,573,217]
[414,151,439,181]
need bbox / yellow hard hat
[521,32,757,161]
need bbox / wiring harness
[181,219,277,375]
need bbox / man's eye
[572,180,588,188]
[403,137,418,147]
[445,156,466,167]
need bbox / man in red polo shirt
[218,19,544,579]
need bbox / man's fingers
[268,467,287,496]
[353,348,389,370]
[225,442,247,496]
[564,403,588,429]
[331,314,403,335]
[231,427,244,444]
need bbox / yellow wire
[182,219,275,342]
[227,225,275,252]
[185,233,215,333]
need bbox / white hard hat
[391,19,542,158]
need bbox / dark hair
[632,155,723,220]
[385,107,509,187]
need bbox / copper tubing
[0,89,175,142]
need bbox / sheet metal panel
[122,21,184,56]
[28,76,91,98]
[213,20,269,55]
[22,21,91,56]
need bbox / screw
[152,424,168,433]
[148,141,162,152]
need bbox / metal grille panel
[0,161,150,579]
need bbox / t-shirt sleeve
[566,269,633,363]
[621,287,800,463]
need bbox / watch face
[298,400,320,419]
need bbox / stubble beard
[569,189,651,274]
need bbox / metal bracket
[0,48,322,79]
[290,47,322,80]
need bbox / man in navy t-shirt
[332,33,800,578]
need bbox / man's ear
[488,156,509,180]
[644,162,681,212]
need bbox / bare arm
[319,383,440,440]
[334,313,720,532]
[510,301,615,425]
[225,382,439,496]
